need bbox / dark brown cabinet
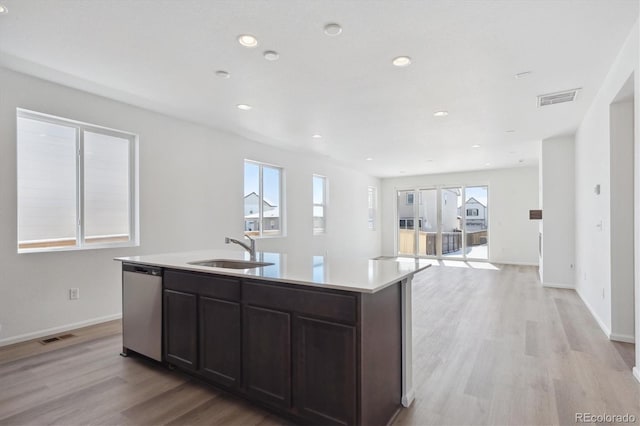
[294,315,357,426]
[243,305,292,409]
[164,270,241,379]
[160,269,402,426]
[199,296,241,388]
[164,289,197,370]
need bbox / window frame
[16,108,138,253]
[244,159,285,238]
[312,174,327,235]
[367,186,377,231]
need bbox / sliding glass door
[397,185,489,260]
[397,190,416,256]
[464,186,489,259]
[441,187,463,258]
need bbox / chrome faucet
[225,235,256,261]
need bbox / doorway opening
[609,73,635,365]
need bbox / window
[17,109,137,252]
[406,192,414,205]
[313,174,327,234]
[244,160,283,237]
[467,208,479,216]
[367,186,377,230]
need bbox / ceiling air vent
[537,88,581,107]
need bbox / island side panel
[359,282,402,426]
[401,276,414,407]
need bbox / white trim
[401,390,415,408]
[492,260,540,266]
[610,333,635,343]
[542,282,575,289]
[633,367,640,383]
[0,313,122,347]
[401,277,415,407]
[576,288,612,337]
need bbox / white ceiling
[0,0,637,177]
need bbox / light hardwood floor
[0,263,638,425]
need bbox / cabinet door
[294,316,357,426]
[164,289,197,370]
[199,296,241,388]
[243,305,292,409]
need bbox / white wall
[574,20,639,343]
[540,135,575,288]
[0,68,380,345]
[610,99,635,341]
[380,167,539,265]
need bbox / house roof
[245,208,280,219]
[244,192,276,208]
[466,197,486,207]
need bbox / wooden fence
[399,229,487,256]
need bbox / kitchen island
[116,250,431,426]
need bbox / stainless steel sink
[188,259,274,269]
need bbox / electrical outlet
[69,288,80,300]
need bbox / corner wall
[380,167,539,265]
[539,135,575,288]
[0,68,381,345]
[574,20,639,341]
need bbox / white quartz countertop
[115,250,432,293]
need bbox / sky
[244,162,280,206]
[465,186,488,206]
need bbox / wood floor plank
[0,264,638,425]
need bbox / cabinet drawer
[243,281,356,324]
[165,270,240,301]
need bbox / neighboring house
[397,189,459,232]
[244,192,279,231]
[461,197,487,231]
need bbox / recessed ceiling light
[0,4,7,14]
[433,111,449,117]
[472,144,481,148]
[215,70,230,79]
[238,34,258,48]
[485,163,491,166]
[323,23,342,36]
[312,134,322,139]
[263,51,280,61]
[366,157,373,161]
[392,56,412,67]
[505,129,515,133]
[426,159,434,163]
[236,104,253,111]
[515,71,532,79]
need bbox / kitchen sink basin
[188,259,274,269]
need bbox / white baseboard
[542,282,575,289]
[0,313,122,347]
[633,367,640,383]
[575,288,612,338]
[610,333,635,343]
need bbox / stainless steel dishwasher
[121,263,163,361]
